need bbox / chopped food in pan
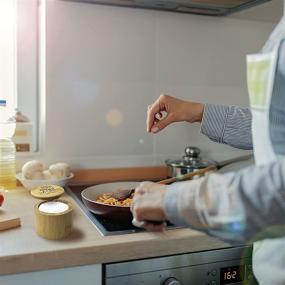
[96,193,133,207]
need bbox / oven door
[104,246,256,285]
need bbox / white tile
[34,1,276,168]
[45,1,156,159]
[231,0,283,23]
[154,84,250,106]
[155,13,275,87]
[46,0,156,83]
[46,81,154,157]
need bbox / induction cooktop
[66,184,177,236]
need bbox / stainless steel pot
[165,146,253,178]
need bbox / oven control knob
[162,277,181,285]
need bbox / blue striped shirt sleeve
[165,158,285,244]
[200,104,253,150]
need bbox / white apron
[247,42,285,284]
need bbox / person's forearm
[164,159,285,244]
[165,160,285,242]
[200,104,253,150]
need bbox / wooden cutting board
[0,211,21,231]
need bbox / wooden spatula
[112,165,217,201]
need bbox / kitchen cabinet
[0,264,101,285]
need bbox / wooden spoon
[112,165,217,201]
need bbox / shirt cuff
[200,104,229,143]
[164,180,206,229]
[164,184,188,226]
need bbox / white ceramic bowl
[16,172,74,190]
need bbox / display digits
[220,265,245,284]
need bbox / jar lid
[166,146,214,169]
[31,185,65,200]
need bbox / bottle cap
[31,185,65,200]
[0,100,7,106]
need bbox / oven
[104,246,254,285]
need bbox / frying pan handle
[158,165,217,185]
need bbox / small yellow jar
[34,199,73,240]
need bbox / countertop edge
[0,234,230,276]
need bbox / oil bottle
[0,99,16,190]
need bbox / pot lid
[166,146,214,169]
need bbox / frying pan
[81,155,253,222]
[81,166,219,222]
[81,166,217,222]
[81,181,140,222]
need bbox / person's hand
[131,182,168,232]
[147,94,204,134]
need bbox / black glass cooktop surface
[66,184,176,236]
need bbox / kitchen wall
[38,0,280,169]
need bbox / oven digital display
[220,265,245,284]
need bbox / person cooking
[132,9,285,285]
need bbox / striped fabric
[200,104,253,150]
[270,39,285,156]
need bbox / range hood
[64,0,272,16]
